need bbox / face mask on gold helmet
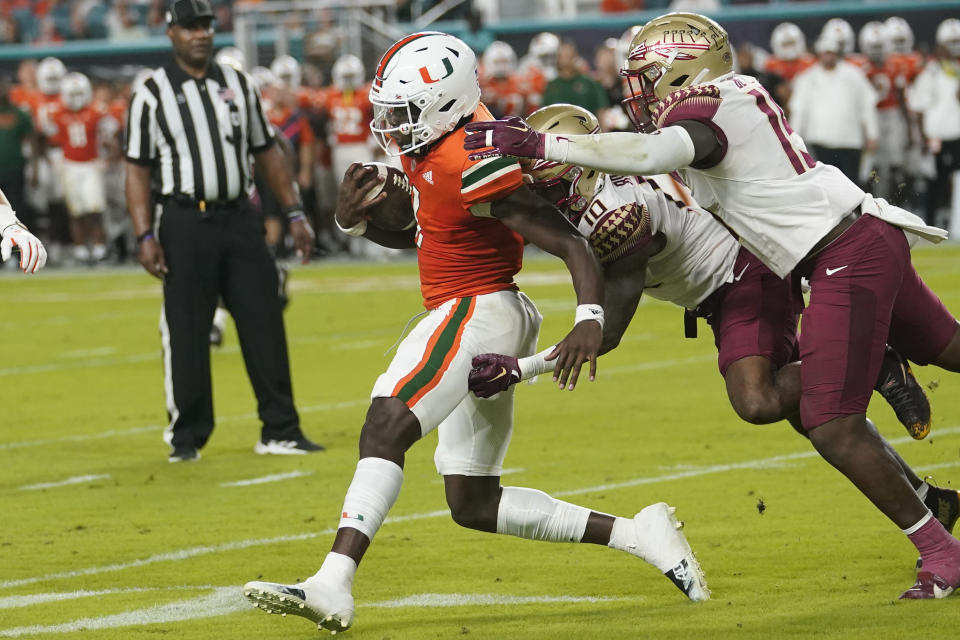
[619,12,733,133]
[524,103,602,217]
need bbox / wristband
[136,231,155,244]
[575,304,604,330]
[0,204,19,235]
[281,203,306,222]
[336,216,368,238]
[517,345,558,381]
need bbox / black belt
[162,195,245,212]
[805,206,862,261]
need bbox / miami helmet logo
[629,40,711,61]
[419,57,454,83]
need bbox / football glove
[463,116,546,161]
[469,353,522,398]
[1,224,47,273]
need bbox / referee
[125,0,323,462]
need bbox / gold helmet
[525,103,602,215]
[620,12,733,132]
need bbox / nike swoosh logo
[825,265,849,276]
[733,263,750,281]
[505,125,529,132]
[489,367,508,381]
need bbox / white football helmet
[858,21,888,63]
[332,54,365,91]
[820,18,855,56]
[937,18,960,57]
[528,32,560,72]
[251,65,280,91]
[369,31,480,156]
[770,22,806,61]
[885,16,914,54]
[36,57,66,96]
[270,54,301,89]
[215,46,246,71]
[482,41,517,79]
[60,72,92,112]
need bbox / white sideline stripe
[5,426,958,591]
[0,589,626,636]
[220,471,313,487]
[19,475,110,491]
[368,592,629,608]
[0,587,245,638]
[0,401,366,451]
[0,586,209,609]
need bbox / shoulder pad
[651,84,722,130]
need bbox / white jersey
[576,173,739,309]
[651,73,864,278]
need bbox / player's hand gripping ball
[361,162,416,231]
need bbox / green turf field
[1,245,959,639]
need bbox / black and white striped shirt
[125,60,274,202]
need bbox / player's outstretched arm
[490,185,604,390]
[334,163,416,249]
[0,189,46,274]
[464,117,721,176]
[598,250,648,356]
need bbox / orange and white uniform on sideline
[370,104,541,474]
[479,72,530,119]
[324,84,374,181]
[51,105,113,216]
[763,54,816,82]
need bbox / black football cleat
[875,346,931,440]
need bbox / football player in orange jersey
[764,22,816,83]
[856,21,912,203]
[244,32,709,634]
[52,72,116,264]
[325,54,374,181]
[479,41,529,118]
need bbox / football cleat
[875,346,931,440]
[899,571,956,600]
[243,579,354,633]
[625,502,710,601]
[168,447,200,463]
[254,437,325,455]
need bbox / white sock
[916,481,930,502]
[495,486,591,543]
[212,307,228,331]
[307,552,357,590]
[338,457,404,541]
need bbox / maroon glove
[469,353,522,398]
[463,116,546,162]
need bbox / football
[362,162,416,231]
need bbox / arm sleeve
[543,126,696,176]
[124,87,157,166]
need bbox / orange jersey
[52,106,107,162]
[764,55,816,82]
[853,59,902,110]
[9,85,35,112]
[324,87,372,145]
[268,106,315,150]
[401,103,525,309]
[887,52,924,87]
[479,73,529,119]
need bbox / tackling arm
[598,248,648,356]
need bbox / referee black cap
[166,0,214,26]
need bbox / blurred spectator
[602,0,644,12]
[34,15,63,44]
[736,43,786,102]
[0,13,20,44]
[146,0,167,32]
[909,18,960,229]
[542,40,609,114]
[592,43,630,131]
[790,33,878,186]
[304,10,341,72]
[107,0,148,41]
[0,79,38,228]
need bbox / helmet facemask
[620,63,662,133]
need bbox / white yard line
[19,475,110,491]
[0,586,207,609]
[4,426,957,591]
[0,588,627,637]
[220,471,314,487]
